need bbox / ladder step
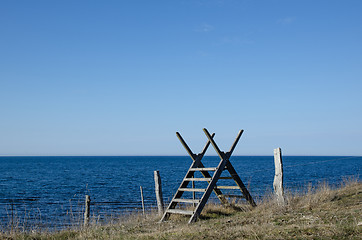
[179,188,206,192]
[184,178,212,181]
[215,186,240,190]
[172,198,200,204]
[219,177,233,179]
[223,194,245,199]
[189,168,217,171]
[166,209,194,215]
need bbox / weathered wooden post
[84,195,91,227]
[273,148,285,205]
[154,171,164,216]
[140,186,145,215]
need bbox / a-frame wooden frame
[160,128,256,223]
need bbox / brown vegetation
[2,179,361,239]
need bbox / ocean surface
[0,156,360,230]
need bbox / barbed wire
[235,155,362,175]
[283,156,361,169]
[1,155,360,229]
[145,155,362,190]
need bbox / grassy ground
[2,179,361,240]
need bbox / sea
[0,156,360,230]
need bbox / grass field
[2,179,361,239]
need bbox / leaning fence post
[84,195,91,227]
[154,171,164,216]
[140,186,145,215]
[273,148,285,205]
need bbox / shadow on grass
[199,210,233,220]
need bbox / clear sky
[1,0,361,156]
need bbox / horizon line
[1,155,361,157]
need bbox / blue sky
[1,0,361,156]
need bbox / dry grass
[2,178,361,240]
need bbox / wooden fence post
[84,195,90,227]
[140,186,145,215]
[154,171,164,216]
[273,148,285,205]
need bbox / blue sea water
[0,156,360,230]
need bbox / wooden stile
[160,128,256,223]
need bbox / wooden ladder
[160,128,256,224]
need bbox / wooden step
[166,209,194,215]
[172,198,200,204]
[215,186,240,190]
[184,178,212,181]
[179,188,206,192]
[189,167,217,171]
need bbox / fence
[0,155,360,231]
